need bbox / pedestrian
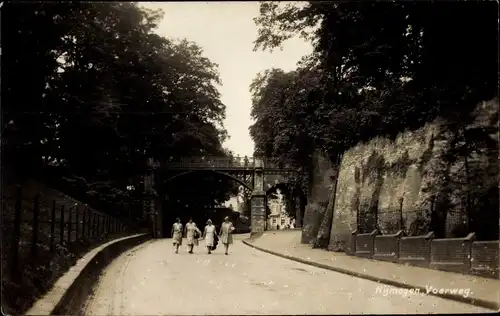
[203,219,217,254]
[184,218,201,254]
[171,217,183,254]
[219,216,235,255]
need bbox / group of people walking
[171,216,235,255]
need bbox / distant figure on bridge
[244,155,249,167]
[219,216,235,255]
[171,218,183,254]
[184,218,201,254]
[203,219,217,254]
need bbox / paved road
[84,235,490,315]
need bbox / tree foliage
[251,1,497,156]
[3,2,235,216]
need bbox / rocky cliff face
[301,150,335,244]
[300,99,498,250]
[328,121,442,251]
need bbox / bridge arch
[162,169,253,192]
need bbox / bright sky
[141,2,313,157]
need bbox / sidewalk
[243,230,499,311]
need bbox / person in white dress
[171,217,183,254]
[184,218,201,254]
[219,216,235,255]
[203,219,216,254]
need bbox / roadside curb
[242,239,499,311]
[26,233,152,316]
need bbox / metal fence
[2,186,130,277]
[160,157,295,170]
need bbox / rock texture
[301,150,335,244]
[301,99,499,251]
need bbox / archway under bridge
[158,170,253,237]
[142,157,304,236]
[265,179,306,230]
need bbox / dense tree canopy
[3,2,236,216]
[250,0,498,185]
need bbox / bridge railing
[160,157,295,170]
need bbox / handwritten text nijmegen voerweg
[375,285,472,298]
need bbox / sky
[141,2,313,157]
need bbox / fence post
[106,217,109,236]
[82,208,87,240]
[60,205,65,245]
[399,197,405,231]
[89,212,93,239]
[31,194,40,263]
[89,210,93,240]
[50,200,56,252]
[96,215,101,239]
[103,216,106,237]
[88,209,91,239]
[75,206,80,241]
[102,216,105,237]
[92,213,96,239]
[67,206,72,243]
[10,186,22,276]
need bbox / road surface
[84,235,491,315]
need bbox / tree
[3,2,235,220]
[253,2,498,139]
[249,67,318,193]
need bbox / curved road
[85,235,489,315]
